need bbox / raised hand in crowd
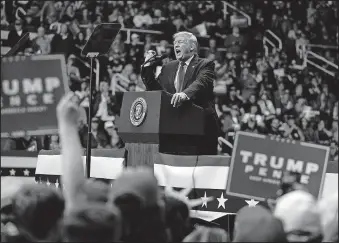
[164,185,214,210]
[56,92,85,212]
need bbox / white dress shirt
[174,54,195,92]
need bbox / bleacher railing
[263,29,282,56]
[304,50,338,77]
[222,1,251,26]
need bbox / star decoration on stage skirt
[2,168,262,214]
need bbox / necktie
[176,61,186,92]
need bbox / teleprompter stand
[81,23,122,178]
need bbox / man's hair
[62,203,121,242]
[164,195,191,242]
[173,31,199,54]
[11,184,65,241]
[108,168,168,242]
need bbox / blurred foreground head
[183,226,229,242]
[62,203,121,242]
[233,205,287,242]
[274,190,323,242]
[317,193,338,242]
[164,194,191,242]
[81,179,110,203]
[108,167,168,242]
[8,183,64,242]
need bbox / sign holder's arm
[2,33,30,57]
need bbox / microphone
[143,53,169,66]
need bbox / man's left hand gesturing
[171,92,189,107]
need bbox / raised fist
[56,92,80,126]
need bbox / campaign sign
[226,131,330,200]
[1,55,69,138]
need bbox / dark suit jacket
[141,54,221,139]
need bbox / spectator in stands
[51,23,74,58]
[156,40,169,56]
[24,5,41,32]
[329,140,338,162]
[104,121,124,149]
[331,120,338,143]
[224,27,245,57]
[242,104,265,131]
[1,2,9,26]
[111,32,125,55]
[315,119,332,145]
[240,67,257,100]
[14,136,43,151]
[229,104,241,131]
[1,138,17,151]
[333,102,338,121]
[242,116,262,134]
[60,3,76,23]
[75,82,90,109]
[277,89,294,116]
[144,33,154,53]
[122,63,135,79]
[74,31,86,51]
[221,85,243,110]
[79,8,91,25]
[67,55,83,91]
[49,135,60,150]
[283,114,305,141]
[108,48,126,75]
[93,14,103,25]
[242,94,257,113]
[203,38,221,62]
[40,1,57,26]
[7,18,30,53]
[300,118,317,143]
[133,9,153,29]
[258,90,276,120]
[108,8,120,23]
[320,83,336,108]
[93,81,119,122]
[32,26,51,54]
[268,117,284,137]
[127,33,143,57]
[209,18,227,46]
[79,117,109,149]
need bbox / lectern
[117,91,205,167]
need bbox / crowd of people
[1,1,337,161]
[1,92,338,242]
[1,1,338,242]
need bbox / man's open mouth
[175,49,181,55]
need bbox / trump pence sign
[226,131,330,200]
[1,55,68,137]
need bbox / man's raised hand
[56,92,80,127]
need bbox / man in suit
[141,31,221,155]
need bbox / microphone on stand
[142,53,169,67]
